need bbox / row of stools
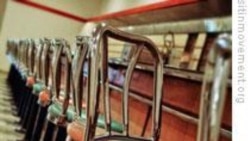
[6,24,164,141]
[7,37,74,141]
[6,24,231,141]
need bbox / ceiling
[101,0,232,27]
[15,0,231,27]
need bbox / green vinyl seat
[32,82,44,95]
[48,101,124,133]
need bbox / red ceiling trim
[14,0,199,23]
[14,0,88,22]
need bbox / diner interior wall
[0,0,83,72]
[1,0,161,72]
[0,0,7,33]
[29,0,102,18]
[100,0,163,14]
[0,0,209,72]
[80,0,169,58]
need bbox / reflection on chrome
[197,34,231,141]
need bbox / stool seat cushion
[32,83,44,95]
[48,102,123,133]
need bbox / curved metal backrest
[16,39,22,67]
[51,39,72,120]
[27,39,36,76]
[41,38,52,87]
[6,39,14,57]
[34,39,44,81]
[17,39,30,75]
[51,39,63,98]
[17,39,23,65]
[72,36,90,116]
[12,40,19,62]
[197,34,231,141]
[19,39,28,69]
[6,39,18,64]
[85,24,164,141]
[6,39,12,55]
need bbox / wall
[30,0,102,17]
[0,0,7,33]
[0,0,84,72]
[100,0,163,14]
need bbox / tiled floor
[0,73,24,141]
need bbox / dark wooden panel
[144,111,231,141]
[109,66,231,140]
[144,112,193,141]
[127,69,232,126]
[108,90,150,136]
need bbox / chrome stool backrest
[6,39,18,64]
[30,39,47,95]
[34,39,45,82]
[41,38,52,90]
[71,36,90,116]
[26,39,36,76]
[85,24,164,141]
[16,39,23,68]
[39,38,72,141]
[35,38,53,107]
[65,36,90,141]
[49,38,72,125]
[19,39,30,77]
[197,34,231,141]
[25,39,36,87]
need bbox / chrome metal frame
[6,39,18,64]
[18,39,29,76]
[197,34,231,141]
[31,38,53,141]
[85,24,164,141]
[41,38,52,89]
[65,36,90,141]
[27,39,36,76]
[34,39,44,82]
[71,36,90,116]
[49,38,72,125]
[39,38,72,141]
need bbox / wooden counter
[107,58,232,141]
